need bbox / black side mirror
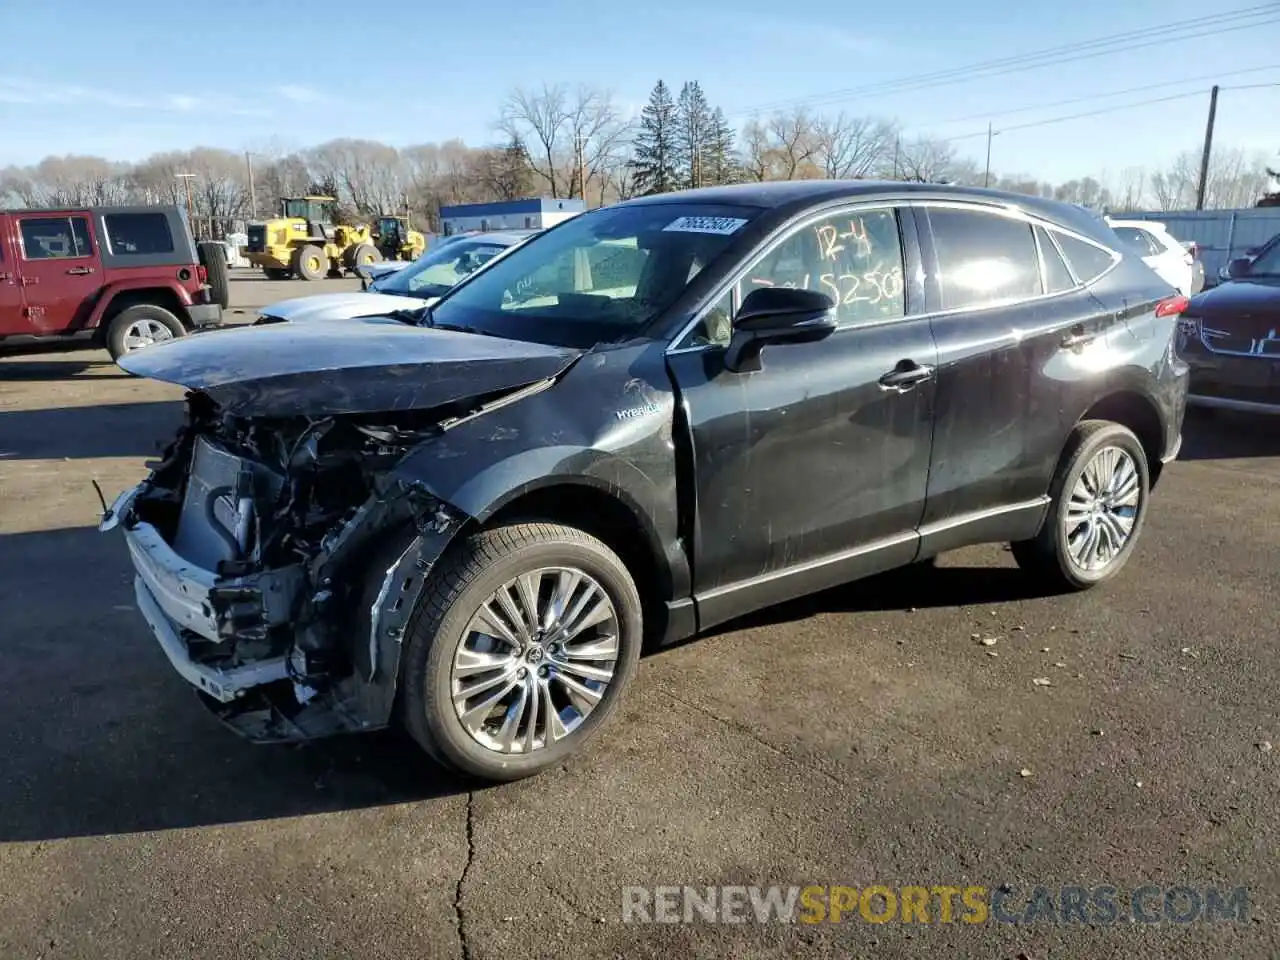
[1226,257,1252,280]
[724,287,837,373]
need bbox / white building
[439,197,585,235]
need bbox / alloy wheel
[121,318,175,351]
[450,566,620,754]
[1062,445,1142,572]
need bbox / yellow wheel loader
[241,196,384,280]
[372,215,426,262]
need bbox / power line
[926,82,1279,146]
[918,64,1280,128]
[725,3,1279,118]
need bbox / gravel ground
[0,273,1276,959]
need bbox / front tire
[291,244,327,281]
[1011,420,1150,591]
[400,523,642,782]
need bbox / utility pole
[575,134,587,206]
[245,152,257,219]
[983,123,994,188]
[176,173,197,236]
[892,136,901,180]
[1195,85,1219,211]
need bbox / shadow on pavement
[1179,408,1280,461]
[0,400,182,460]
[0,524,468,842]
[703,559,1066,640]
[0,358,133,381]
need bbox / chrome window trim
[666,197,1124,356]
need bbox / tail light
[1155,294,1190,318]
[197,265,208,285]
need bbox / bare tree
[739,118,771,182]
[569,89,631,206]
[890,136,962,183]
[498,84,571,197]
[814,114,895,179]
[767,108,820,180]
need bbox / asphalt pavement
[0,272,1276,959]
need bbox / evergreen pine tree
[675,81,712,189]
[703,107,739,185]
[630,80,679,195]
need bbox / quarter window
[20,216,93,259]
[1035,225,1077,294]
[927,207,1041,310]
[1053,232,1117,285]
[103,212,174,255]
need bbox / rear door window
[1052,231,1118,285]
[103,212,175,255]
[926,207,1042,310]
[19,216,94,260]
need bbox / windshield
[428,202,764,348]
[284,198,331,222]
[371,237,517,298]
[1245,238,1280,277]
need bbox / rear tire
[196,241,230,308]
[291,244,326,281]
[1011,421,1150,591]
[105,304,186,362]
[400,522,643,782]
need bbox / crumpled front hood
[259,291,431,323]
[118,319,581,417]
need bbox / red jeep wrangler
[0,205,229,361]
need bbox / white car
[255,231,538,325]
[1105,218,1198,296]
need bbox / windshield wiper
[354,305,432,326]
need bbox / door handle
[878,360,934,390]
[0,272,12,281]
[1061,325,1096,349]
[66,266,94,276]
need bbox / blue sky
[0,0,1275,183]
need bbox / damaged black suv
[103,181,1188,782]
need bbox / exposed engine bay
[104,383,545,742]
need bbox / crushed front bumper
[101,485,302,704]
[101,471,464,742]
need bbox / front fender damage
[205,477,465,743]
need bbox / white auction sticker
[662,216,749,235]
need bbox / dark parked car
[100,181,1188,782]
[0,205,226,360]
[1180,232,1280,414]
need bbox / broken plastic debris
[1019,768,1033,778]
[1032,678,1052,687]
[979,637,999,646]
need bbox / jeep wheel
[401,522,642,782]
[105,304,186,361]
[196,241,230,308]
[1011,421,1150,591]
[291,244,327,281]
